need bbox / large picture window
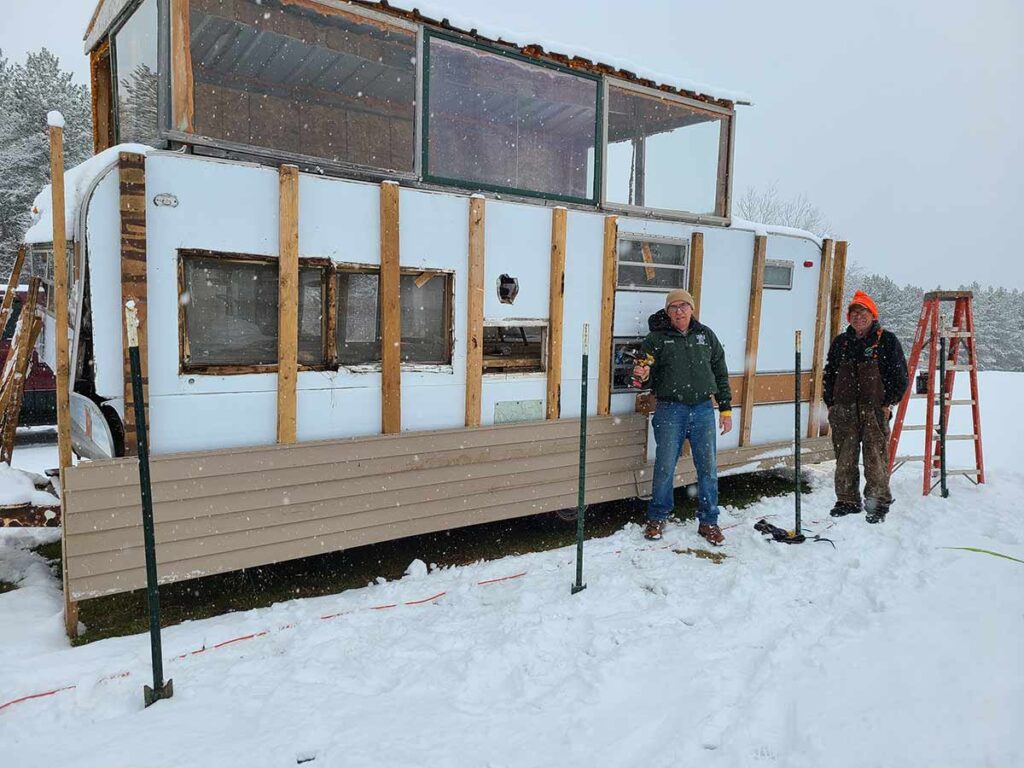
[606,85,729,216]
[187,0,417,173]
[113,0,160,145]
[425,35,600,202]
[180,253,327,370]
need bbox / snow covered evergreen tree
[0,48,90,274]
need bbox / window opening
[483,324,546,374]
[612,337,649,393]
[616,237,689,291]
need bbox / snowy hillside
[1,373,1021,767]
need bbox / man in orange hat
[823,290,908,523]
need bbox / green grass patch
[30,540,63,563]
[67,470,807,646]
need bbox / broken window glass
[606,86,726,216]
[113,0,160,145]
[188,0,416,172]
[426,36,599,201]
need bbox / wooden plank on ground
[597,215,617,416]
[808,239,833,436]
[689,231,704,318]
[546,207,567,419]
[170,0,195,133]
[118,152,148,457]
[465,196,485,427]
[277,165,299,444]
[740,235,767,446]
[380,181,401,433]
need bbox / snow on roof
[728,217,823,246]
[23,144,154,245]
[84,0,749,107]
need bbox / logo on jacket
[696,333,708,346]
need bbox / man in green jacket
[633,289,733,545]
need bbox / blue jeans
[647,400,720,525]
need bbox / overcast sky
[4,0,1022,289]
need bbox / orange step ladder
[888,291,985,495]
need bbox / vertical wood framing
[170,0,195,133]
[118,152,149,457]
[829,241,849,342]
[688,231,704,317]
[89,41,113,153]
[807,239,834,437]
[52,128,77,638]
[546,207,567,420]
[0,246,26,333]
[276,165,299,444]
[465,197,485,427]
[715,117,732,218]
[380,181,402,434]
[739,235,767,446]
[597,215,617,416]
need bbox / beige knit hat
[665,289,695,310]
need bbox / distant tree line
[844,266,1024,372]
[0,48,91,275]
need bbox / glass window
[426,36,599,201]
[188,0,417,172]
[483,325,546,374]
[181,254,326,368]
[113,0,160,145]
[616,238,689,291]
[764,260,794,290]
[336,269,453,366]
[606,85,727,216]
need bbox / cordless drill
[630,353,655,389]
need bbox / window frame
[177,249,332,375]
[481,320,549,376]
[763,259,795,291]
[109,0,166,147]
[615,233,691,293]
[161,0,423,181]
[600,78,735,224]
[421,29,605,206]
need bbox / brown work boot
[644,520,665,541]
[698,523,725,546]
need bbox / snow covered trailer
[25,0,845,626]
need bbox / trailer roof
[84,0,749,109]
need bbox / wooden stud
[0,246,26,334]
[546,207,567,420]
[380,181,402,434]
[89,41,113,152]
[170,0,195,133]
[597,215,617,416]
[688,231,704,318]
[715,117,732,218]
[118,152,149,457]
[465,196,485,427]
[739,235,767,446]
[277,165,299,444]
[829,241,848,342]
[807,240,833,437]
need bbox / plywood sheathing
[276,165,299,444]
[465,196,485,427]
[739,234,767,446]
[380,181,401,434]
[546,207,567,420]
[807,239,833,437]
[118,152,148,457]
[597,215,617,416]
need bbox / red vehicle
[0,287,57,427]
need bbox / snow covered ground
[1,373,1021,767]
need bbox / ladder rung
[910,393,928,399]
[895,455,925,462]
[945,469,981,476]
[949,399,976,405]
[941,332,973,338]
[945,434,978,441]
[902,425,928,431]
[947,364,974,371]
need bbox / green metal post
[939,335,948,498]
[126,302,173,707]
[794,330,802,535]
[572,324,590,595]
